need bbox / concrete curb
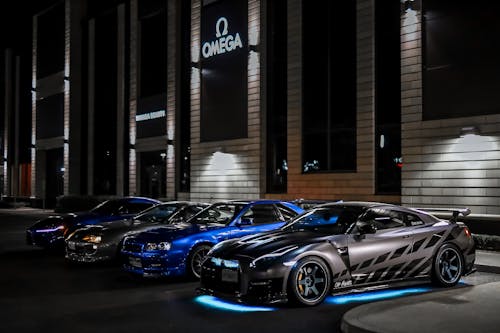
[340,282,500,333]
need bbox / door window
[241,204,280,224]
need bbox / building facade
[2,0,498,214]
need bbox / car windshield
[282,206,364,234]
[90,200,124,215]
[190,203,245,225]
[134,204,180,224]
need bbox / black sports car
[26,197,160,249]
[65,201,209,263]
[198,202,475,306]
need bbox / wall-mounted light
[167,139,174,146]
[31,87,37,93]
[64,76,70,82]
[129,144,136,149]
[30,144,36,149]
[191,61,200,69]
[400,0,420,12]
[63,139,69,144]
[460,126,479,138]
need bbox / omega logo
[202,16,243,59]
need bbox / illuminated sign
[202,17,244,59]
[135,110,166,122]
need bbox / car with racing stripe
[198,201,475,306]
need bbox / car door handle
[402,235,411,239]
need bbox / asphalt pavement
[1,208,499,333]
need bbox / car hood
[67,212,136,227]
[212,230,340,259]
[125,223,219,243]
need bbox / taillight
[463,227,471,238]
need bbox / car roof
[157,201,209,206]
[211,199,291,205]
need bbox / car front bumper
[65,241,117,263]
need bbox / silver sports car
[65,201,208,263]
[198,201,475,306]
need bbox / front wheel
[188,244,212,279]
[287,257,331,306]
[432,243,463,287]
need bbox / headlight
[145,242,171,252]
[250,246,298,268]
[82,235,102,243]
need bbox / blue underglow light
[195,296,276,312]
[326,287,432,305]
[35,226,64,233]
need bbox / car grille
[123,241,143,253]
[201,265,240,294]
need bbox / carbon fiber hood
[125,223,217,243]
[213,230,341,259]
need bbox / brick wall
[400,8,500,214]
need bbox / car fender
[280,242,348,293]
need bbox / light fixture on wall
[191,61,200,69]
[460,126,479,138]
[400,0,421,12]
[249,44,259,53]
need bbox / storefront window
[302,0,357,173]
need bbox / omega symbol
[215,17,228,37]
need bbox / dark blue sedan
[121,200,304,278]
[26,197,161,249]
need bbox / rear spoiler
[414,207,471,223]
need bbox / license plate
[129,257,142,268]
[221,269,238,283]
[67,241,76,250]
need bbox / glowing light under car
[195,296,276,312]
[325,286,432,305]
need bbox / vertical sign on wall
[200,0,248,142]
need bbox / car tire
[188,244,212,279]
[431,243,463,287]
[287,257,331,306]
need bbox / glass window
[423,0,500,120]
[277,205,297,221]
[125,202,157,214]
[405,213,424,227]
[192,204,245,225]
[302,0,357,173]
[375,0,401,194]
[284,206,362,234]
[241,204,280,224]
[266,0,287,193]
[359,208,405,231]
[136,204,179,223]
[37,3,65,78]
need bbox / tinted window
[359,208,405,230]
[277,205,297,221]
[241,204,280,224]
[125,202,156,214]
[193,204,245,225]
[284,206,362,234]
[405,213,425,226]
[136,204,179,223]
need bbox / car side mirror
[238,218,254,226]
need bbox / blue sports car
[26,197,161,249]
[121,200,304,278]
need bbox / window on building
[37,2,65,79]
[94,10,118,195]
[302,0,357,173]
[179,0,191,193]
[375,0,401,194]
[139,2,167,98]
[36,93,64,139]
[266,0,287,193]
[423,0,500,120]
